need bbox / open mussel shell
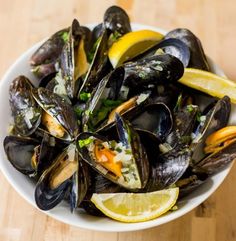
[193,139,236,175]
[103,5,131,35]
[32,87,78,141]
[91,23,103,46]
[78,115,149,190]
[59,19,89,99]
[78,28,110,95]
[166,103,199,149]
[123,54,184,94]
[82,67,124,131]
[191,96,231,154]
[9,76,42,136]
[35,143,84,211]
[3,136,40,175]
[130,103,173,141]
[165,28,210,71]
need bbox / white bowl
[0,23,234,232]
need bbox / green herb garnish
[78,138,93,148]
[87,37,101,63]
[61,31,69,42]
[79,92,91,102]
[186,105,194,113]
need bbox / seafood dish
[3,5,236,223]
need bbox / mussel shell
[193,139,236,175]
[32,87,78,140]
[59,19,88,99]
[35,144,78,210]
[115,114,150,189]
[9,76,41,136]
[32,62,57,79]
[78,115,149,190]
[70,159,90,212]
[3,136,40,175]
[123,54,184,92]
[103,5,131,35]
[165,28,210,71]
[191,96,231,151]
[133,38,190,67]
[78,28,109,95]
[82,67,124,131]
[91,23,104,45]
[36,133,64,176]
[146,147,191,191]
[30,28,69,66]
[130,103,173,141]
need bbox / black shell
[103,5,131,35]
[165,28,210,71]
[3,136,40,175]
[9,76,41,136]
[123,54,184,93]
[32,87,78,140]
[35,144,83,211]
[30,28,69,66]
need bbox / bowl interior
[0,23,234,232]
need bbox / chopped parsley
[60,31,69,42]
[89,99,123,128]
[79,92,91,102]
[78,138,93,148]
[186,105,194,113]
[87,37,101,63]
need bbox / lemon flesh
[108,30,164,68]
[91,188,179,223]
[179,68,236,103]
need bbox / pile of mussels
[3,6,235,215]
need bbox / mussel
[78,114,149,190]
[3,136,40,175]
[30,28,69,78]
[59,19,89,99]
[103,5,131,36]
[32,87,78,141]
[9,76,41,136]
[35,143,88,210]
[123,54,184,96]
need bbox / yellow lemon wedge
[179,68,236,103]
[91,188,179,223]
[108,30,164,68]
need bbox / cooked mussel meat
[78,114,149,190]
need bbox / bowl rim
[0,23,233,232]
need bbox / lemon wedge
[108,30,164,68]
[91,188,179,223]
[179,68,236,103]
